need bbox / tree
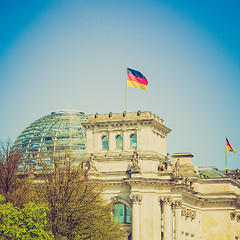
[0,141,32,207]
[36,152,125,240]
[0,194,54,239]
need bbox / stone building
[82,111,240,240]
[13,110,240,240]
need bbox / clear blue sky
[0,0,240,170]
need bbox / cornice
[181,190,240,207]
[195,177,240,188]
[103,180,129,186]
[85,151,166,162]
[125,178,174,186]
[82,118,171,135]
[101,179,240,207]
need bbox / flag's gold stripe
[127,80,148,90]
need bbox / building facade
[82,111,240,240]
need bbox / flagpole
[225,146,228,171]
[225,137,228,171]
[126,65,128,112]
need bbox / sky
[0,0,240,170]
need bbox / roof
[197,167,226,178]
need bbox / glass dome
[13,110,88,170]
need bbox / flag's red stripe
[226,140,232,148]
[226,139,236,152]
[127,74,148,86]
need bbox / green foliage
[36,155,125,240]
[0,141,33,207]
[51,181,125,240]
[0,195,54,239]
[0,195,5,204]
[0,144,126,240]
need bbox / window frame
[116,135,123,149]
[130,134,137,149]
[113,203,131,224]
[102,135,109,150]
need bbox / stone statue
[158,161,166,172]
[172,159,180,177]
[158,153,170,173]
[86,154,97,171]
[131,151,141,173]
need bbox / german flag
[127,68,148,90]
[226,138,236,153]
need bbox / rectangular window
[114,204,124,223]
[125,206,131,224]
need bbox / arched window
[113,203,131,224]
[116,135,123,149]
[130,134,137,148]
[102,135,108,150]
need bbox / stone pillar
[190,211,197,239]
[153,196,161,240]
[181,207,197,239]
[196,211,200,240]
[136,128,141,151]
[93,131,102,152]
[174,200,182,240]
[108,131,115,151]
[237,215,240,239]
[181,208,185,238]
[130,194,142,240]
[162,197,173,240]
[85,128,93,153]
[123,130,129,151]
[185,209,192,239]
[230,212,236,239]
[92,130,96,152]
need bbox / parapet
[84,111,171,135]
[88,111,164,123]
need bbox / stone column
[93,131,101,152]
[136,128,141,151]
[237,215,240,240]
[190,211,197,239]
[153,196,161,240]
[181,207,197,239]
[174,200,182,240]
[130,194,142,240]
[86,128,93,153]
[196,211,200,240]
[123,130,129,151]
[108,131,115,151]
[181,208,185,238]
[162,197,173,240]
[92,130,97,153]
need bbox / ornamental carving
[130,194,142,204]
[111,196,119,203]
[174,200,182,209]
[181,208,188,217]
[172,159,181,177]
[160,196,172,206]
[190,211,197,219]
[85,154,97,171]
[130,151,141,173]
[184,178,194,190]
[181,207,196,219]
[230,212,236,220]
[158,153,170,173]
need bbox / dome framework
[13,110,88,170]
